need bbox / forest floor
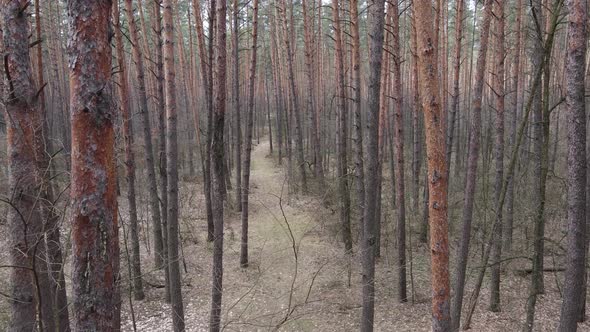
[119,138,590,332]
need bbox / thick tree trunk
[360,0,386,328]
[240,0,259,268]
[414,1,451,330]
[66,0,120,329]
[558,0,587,329]
[162,0,185,329]
[450,0,493,329]
[114,0,145,302]
[3,2,55,330]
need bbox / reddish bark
[66,0,120,329]
[413,0,451,330]
[3,1,55,330]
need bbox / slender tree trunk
[375,6,391,259]
[411,7,425,243]
[114,0,145,301]
[33,1,71,329]
[558,0,587,328]
[360,0,386,328]
[192,0,215,242]
[332,0,352,254]
[302,0,322,180]
[349,0,365,238]
[124,0,165,270]
[153,2,171,302]
[414,1,451,330]
[162,0,185,329]
[232,0,242,211]
[66,0,120,329]
[240,0,259,268]
[450,1,493,329]
[210,0,228,328]
[277,0,307,192]
[489,0,505,312]
[524,2,563,329]
[503,0,523,254]
[390,0,407,303]
[447,0,464,178]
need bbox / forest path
[123,138,360,331]
[119,137,579,332]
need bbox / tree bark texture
[66,0,120,329]
[414,0,451,330]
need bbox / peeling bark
[66,0,120,329]
[413,0,451,330]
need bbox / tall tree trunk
[210,0,228,328]
[411,7,425,243]
[3,2,55,330]
[153,1,171,302]
[558,0,587,328]
[503,0,524,254]
[332,0,352,254]
[375,6,392,259]
[277,0,307,192]
[192,0,215,242]
[66,0,120,329]
[450,0,493,329]
[114,0,145,302]
[414,1,451,330]
[524,2,563,329]
[233,0,242,211]
[349,0,365,238]
[162,0,185,329]
[240,0,260,268]
[360,0,386,328]
[489,0,505,312]
[303,0,322,180]
[414,0,450,331]
[124,0,165,270]
[34,1,71,329]
[391,0,407,303]
[446,0,464,178]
